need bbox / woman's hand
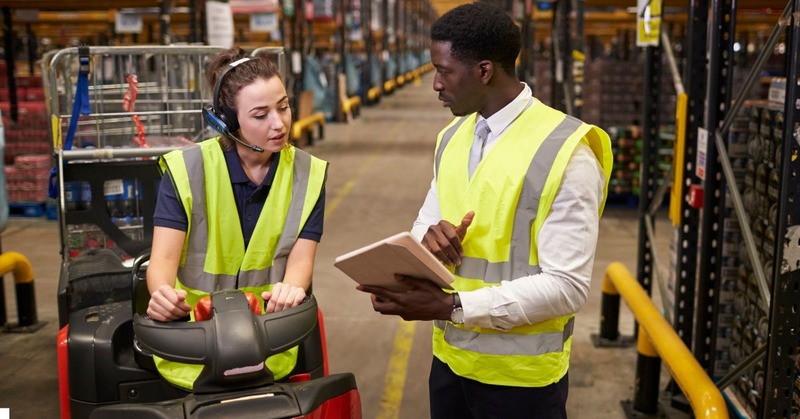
[261,282,307,313]
[147,284,191,322]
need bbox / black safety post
[599,291,620,341]
[14,279,37,328]
[632,328,661,415]
[1,253,45,333]
[592,274,634,348]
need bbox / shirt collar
[224,148,280,187]
[477,82,535,137]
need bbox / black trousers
[429,357,569,419]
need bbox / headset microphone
[228,133,265,153]
[224,130,265,153]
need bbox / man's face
[430,40,483,117]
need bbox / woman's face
[235,76,292,154]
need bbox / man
[357,2,612,418]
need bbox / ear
[478,60,494,85]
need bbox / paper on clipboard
[334,231,455,292]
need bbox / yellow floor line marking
[377,320,417,419]
[323,120,405,218]
[321,118,416,416]
[324,179,355,218]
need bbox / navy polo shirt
[154,148,325,248]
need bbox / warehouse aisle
[0,72,676,418]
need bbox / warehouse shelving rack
[631,0,800,416]
[756,2,800,414]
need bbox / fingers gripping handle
[134,291,319,391]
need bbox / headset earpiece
[219,106,240,133]
[202,105,231,137]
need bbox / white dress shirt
[410,83,606,330]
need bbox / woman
[146,46,327,390]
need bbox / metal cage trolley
[38,46,363,419]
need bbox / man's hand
[262,282,307,313]
[422,211,475,266]
[147,284,191,322]
[356,275,454,321]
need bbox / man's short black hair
[431,2,521,76]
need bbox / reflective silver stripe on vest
[237,150,311,288]
[454,115,583,283]
[434,316,575,356]
[434,117,469,177]
[456,256,542,282]
[177,145,238,290]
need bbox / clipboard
[334,231,455,292]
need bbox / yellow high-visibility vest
[432,102,612,387]
[154,138,327,390]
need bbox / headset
[202,56,265,153]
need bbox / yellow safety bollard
[0,251,45,332]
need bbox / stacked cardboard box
[0,68,49,165]
[1,68,51,214]
[607,125,641,197]
[5,154,50,203]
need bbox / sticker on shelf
[636,0,662,47]
[696,127,708,180]
[104,179,124,197]
[783,226,800,274]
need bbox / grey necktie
[468,120,491,178]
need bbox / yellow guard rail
[601,262,728,418]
